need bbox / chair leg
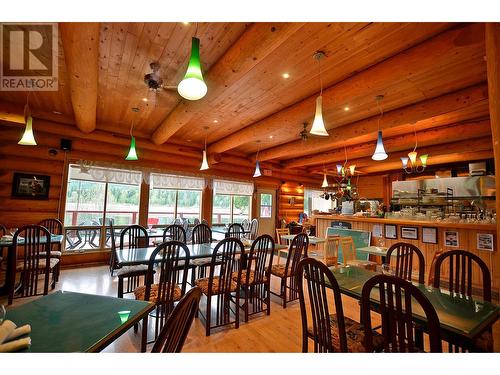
[235,291,240,329]
[140,316,148,353]
[205,295,212,337]
[118,277,124,298]
[302,335,309,353]
[266,282,271,316]
[282,278,287,309]
[244,286,249,323]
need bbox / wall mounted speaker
[60,139,72,151]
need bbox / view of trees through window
[212,194,250,224]
[148,188,201,225]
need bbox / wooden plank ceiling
[0,22,492,175]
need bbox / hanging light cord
[413,126,418,153]
[343,146,348,170]
[255,141,261,162]
[376,97,383,131]
[195,22,199,37]
[129,112,136,137]
[24,91,31,120]
[318,56,323,95]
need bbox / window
[260,193,272,218]
[304,189,337,216]
[148,173,204,225]
[64,164,142,251]
[212,179,253,224]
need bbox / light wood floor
[1,260,499,353]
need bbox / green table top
[5,291,154,352]
[0,234,64,247]
[327,266,499,340]
[116,242,287,266]
[281,234,326,244]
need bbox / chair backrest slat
[207,238,244,296]
[433,250,491,302]
[227,223,244,239]
[249,219,259,240]
[275,228,290,245]
[247,234,275,285]
[284,233,309,277]
[386,242,425,284]
[361,274,441,353]
[163,224,187,243]
[120,225,148,250]
[192,223,212,245]
[37,218,63,235]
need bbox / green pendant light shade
[178,37,207,101]
[18,115,37,146]
[125,136,138,160]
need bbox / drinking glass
[381,263,393,276]
[305,229,311,236]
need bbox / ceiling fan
[143,62,177,93]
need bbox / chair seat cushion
[39,251,63,258]
[16,257,59,271]
[270,264,292,278]
[134,283,182,303]
[116,264,149,277]
[307,314,384,353]
[195,276,238,295]
[231,270,268,285]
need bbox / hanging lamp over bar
[125,108,139,160]
[18,114,37,146]
[200,126,210,170]
[178,36,208,101]
[321,173,329,188]
[371,95,388,161]
[310,51,329,137]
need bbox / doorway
[256,188,276,236]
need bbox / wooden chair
[9,225,59,305]
[162,224,186,243]
[0,224,7,268]
[427,249,444,286]
[324,235,340,267]
[38,218,63,282]
[241,219,250,232]
[386,242,425,284]
[116,224,150,298]
[270,232,308,308]
[191,223,213,279]
[134,240,190,351]
[361,274,442,353]
[195,237,244,336]
[275,227,290,265]
[341,236,377,271]
[297,257,383,352]
[248,218,259,240]
[193,218,201,226]
[433,250,493,352]
[233,234,274,321]
[151,287,202,353]
[227,223,245,239]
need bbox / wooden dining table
[0,234,64,296]
[5,290,154,352]
[326,265,499,349]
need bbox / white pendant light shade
[18,116,37,146]
[349,165,356,175]
[336,164,342,174]
[253,160,262,178]
[400,157,409,168]
[371,130,388,161]
[408,151,418,165]
[310,96,329,136]
[321,173,329,188]
[178,37,208,101]
[200,150,209,170]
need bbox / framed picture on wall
[401,226,418,240]
[422,227,438,244]
[11,173,51,200]
[372,224,383,238]
[477,233,494,251]
[384,224,397,239]
[444,230,459,247]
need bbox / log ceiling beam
[151,22,305,145]
[60,23,100,133]
[257,83,489,162]
[208,23,485,157]
[313,136,493,175]
[296,119,491,170]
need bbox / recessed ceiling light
[183,22,190,25]
[142,98,148,102]
[269,135,273,139]
[213,119,218,123]
[282,73,290,79]
[53,111,62,115]
[344,106,350,111]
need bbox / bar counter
[312,214,499,300]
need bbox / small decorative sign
[477,233,494,252]
[384,224,397,239]
[11,173,50,200]
[331,221,352,229]
[401,226,418,240]
[444,230,459,247]
[422,227,438,244]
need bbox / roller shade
[69,164,142,185]
[150,173,205,190]
[213,179,254,196]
